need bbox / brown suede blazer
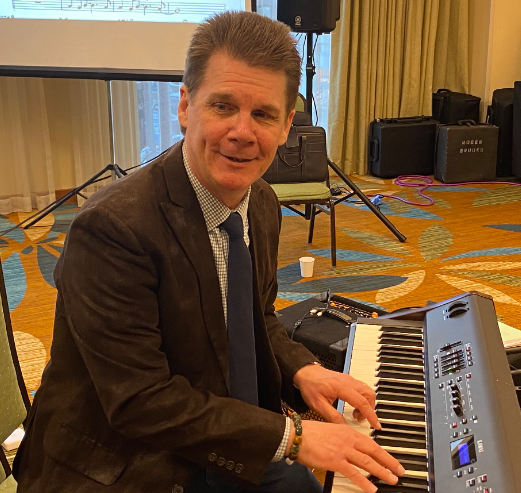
[13,142,316,493]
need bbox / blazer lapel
[159,143,230,392]
[248,183,282,411]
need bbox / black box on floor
[513,82,521,177]
[369,116,438,178]
[486,88,515,177]
[432,89,481,124]
[277,295,386,372]
[435,121,498,183]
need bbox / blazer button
[216,457,226,467]
[208,453,217,462]
[235,463,244,474]
[172,486,184,493]
[225,460,235,471]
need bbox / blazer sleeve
[54,202,286,486]
[258,187,319,410]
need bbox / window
[136,2,331,163]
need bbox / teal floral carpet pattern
[2,176,521,394]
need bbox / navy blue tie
[220,212,258,406]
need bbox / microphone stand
[304,32,406,243]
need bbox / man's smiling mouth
[222,154,254,163]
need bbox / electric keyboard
[326,292,521,493]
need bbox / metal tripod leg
[328,158,407,243]
[23,164,126,229]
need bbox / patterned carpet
[2,175,521,396]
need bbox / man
[13,11,404,493]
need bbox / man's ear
[278,109,296,146]
[178,85,190,129]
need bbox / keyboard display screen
[450,435,477,470]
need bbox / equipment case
[435,121,498,183]
[432,89,481,124]
[369,116,438,178]
[513,82,521,177]
[486,88,515,177]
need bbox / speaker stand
[304,32,406,243]
[22,80,127,229]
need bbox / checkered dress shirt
[182,145,289,461]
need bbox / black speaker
[277,0,340,34]
[513,81,521,177]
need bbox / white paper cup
[299,256,315,277]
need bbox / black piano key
[378,364,424,374]
[379,326,423,335]
[377,423,426,436]
[370,476,428,491]
[390,452,428,465]
[378,354,424,365]
[377,383,425,395]
[377,391,425,404]
[371,423,427,441]
[391,459,428,472]
[377,369,424,381]
[379,346,424,355]
[379,337,423,348]
[379,344,423,353]
[368,485,427,493]
[378,331,423,339]
[376,408,425,422]
[373,435,426,449]
[376,379,425,390]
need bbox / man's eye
[214,103,230,111]
[254,111,275,120]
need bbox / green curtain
[328,0,469,174]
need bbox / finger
[347,449,399,485]
[314,400,347,425]
[344,392,381,430]
[337,462,378,493]
[356,438,406,477]
[357,382,376,409]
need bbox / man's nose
[228,112,256,143]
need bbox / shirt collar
[182,144,250,232]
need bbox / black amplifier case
[369,116,439,178]
[513,82,521,177]
[435,121,498,183]
[486,88,515,177]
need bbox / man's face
[178,52,295,209]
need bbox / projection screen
[0,0,252,80]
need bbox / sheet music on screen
[0,0,246,23]
[0,0,251,75]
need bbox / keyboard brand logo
[294,15,301,26]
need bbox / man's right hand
[288,420,405,493]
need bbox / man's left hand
[293,363,381,430]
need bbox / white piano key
[332,322,428,493]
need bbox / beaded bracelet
[285,413,302,465]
